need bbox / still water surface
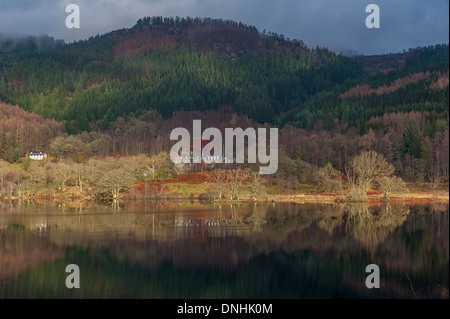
[0,200,448,298]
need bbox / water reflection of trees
[316,212,344,235]
[1,200,447,298]
[318,203,410,251]
[249,203,267,231]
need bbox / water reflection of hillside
[0,200,448,298]
[0,224,63,280]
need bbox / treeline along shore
[0,150,448,204]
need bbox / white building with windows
[29,151,47,161]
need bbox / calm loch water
[0,200,448,298]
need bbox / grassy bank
[156,182,449,204]
[2,179,448,205]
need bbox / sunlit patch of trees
[0,153,175,199]
[1,104,448,200]
[340,71,433,99]
[0,103,65,161]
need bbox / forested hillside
[0,16,448,190]
[1,17,447,130]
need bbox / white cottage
[29,151,47,161]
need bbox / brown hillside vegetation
[0,102,65,152]
[356,52,415,74]
[111,18,306,60]
[112,28,178,58]
[340,71,448,99]
[429,70,450,89]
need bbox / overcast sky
[0,0,448,55]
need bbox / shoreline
[233,191,449,204]
[1,187,448,205]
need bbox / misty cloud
[0,0,448,55]
[0,34,64,54]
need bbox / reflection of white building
[29,151,47,160]
[174,217,226,227]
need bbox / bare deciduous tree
[210,169,228,200]
[378,175,407,200]
[96,168,135,199]
[149,152,172,180]
[346,151,395,201]
[428,174,441,191]
[247,170,265,199]
[118,154,150,179]
[52,162,71,191]
[227,169,249,200]
[317,162,343,192]
[72,163,90,193]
